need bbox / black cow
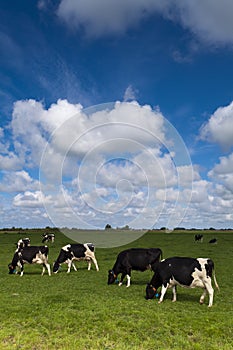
[16,238,31,249]
[145,257,219,307]
[209,238,217,244]
[42,233,55,243]
[108,248,162,287]
[194,234,203,242]
[53,243,99,273]
[8,246,51,276]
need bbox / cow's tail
[213,271,220,291]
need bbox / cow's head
[8,263,16,274]
[108,270,117,284]
[145,283,158,300]
[53,261,60,273]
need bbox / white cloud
[124,85,137,102]
[0,152,22,171]
[57,0,152,37]
[0,170,40,192]
[208,152,233,193]
[13,191,52,208]
[56,0,233,46]
[199,101,233,149]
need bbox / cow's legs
[158,284,168,303]
[203,279,214,307]
[87,260,91,271]
[72,261,77,271]
[126,274,131,287]
[42,262,51,276]
[118,272,126,286]
[199,288,207,304]
[92,257,99,271]
[67,259,72,273]
[46,263,51,276]
[172,286,177,302]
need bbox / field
[0,229,232,350]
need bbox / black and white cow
[8,246,51,276]
[145,257,219,307]
[108,248,162,287]
[194,234,203,242]
[16,237,31,249]
[42,233,55,243]
[53,243,99,273]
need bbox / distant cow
[145,257,219,307]
[194,234,203,242]
[108,248,162,287]
[8,246,51,276]
[16,238,31,249]
[53,243,99,273]
[42,233,55,243]
[209,238,217,244]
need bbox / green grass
[0,229,232,349]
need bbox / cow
[194,234,203,242]
[145,257,219,307]
[108,248,162,287]
[8,246,51,276]
[53,243,99,273]
[16,237,31,249]
[42,233,55,243]
[209,238,217,244]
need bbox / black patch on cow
[151,257,202,288]
[205,259,214,278]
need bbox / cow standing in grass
[108,248,162,287]
[8,246,51,276]
[42,233,55,243]
[53,243,99,273]
[145,257,219,307]
[194,234,203,242]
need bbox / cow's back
[157,257,201,285]
[117,248,161,271]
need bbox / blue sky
[1,0,233,230]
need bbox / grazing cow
[209,238,217,244]
[53,243,99,273]
[16,237,31,249]
[145,257,219,307]
[42,233,55,243]
[194,234,203,242]
[8,246,51,276]
[108,248,162,287]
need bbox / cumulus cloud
[3,95,233,229]
[208,152,233,193]
[199,101,233,149]
[56,0,233,46]
[13,190,52,208]
[0,170,40,193]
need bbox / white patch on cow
[126,275,131,287]
[62,244,71,252]
[30,252,51,276]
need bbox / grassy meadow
[0,228,232,350]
